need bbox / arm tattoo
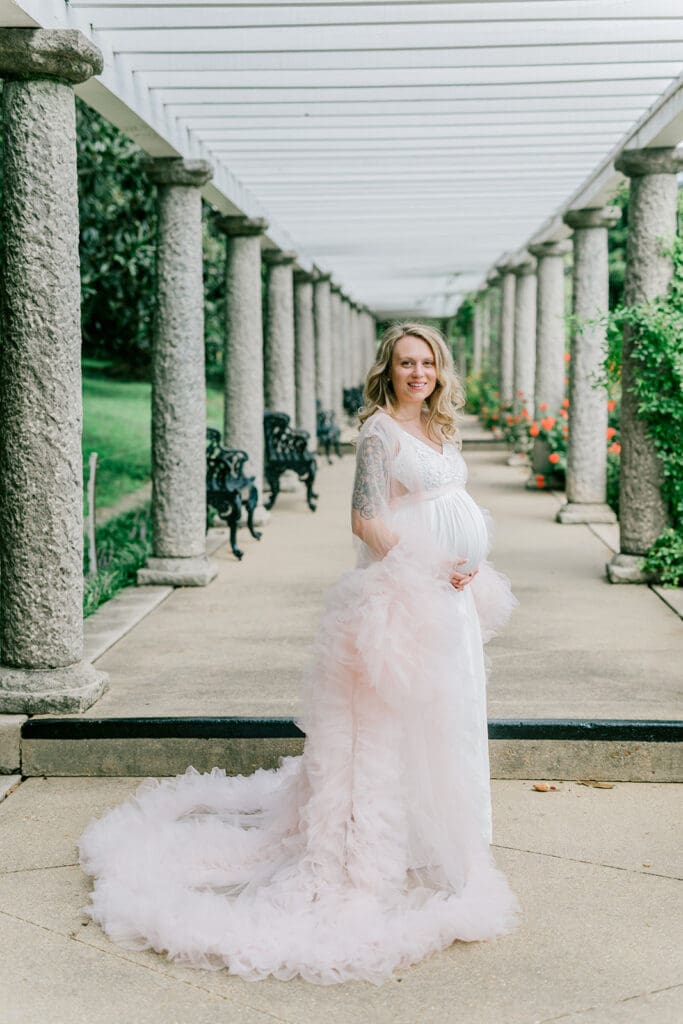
[352,435,390,520]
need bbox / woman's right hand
[450,559,478,591]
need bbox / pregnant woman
[79,322,521,985]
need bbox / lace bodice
[394,430,468,492]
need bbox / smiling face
[389,334,438,409]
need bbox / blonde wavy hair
[359,322,465,443]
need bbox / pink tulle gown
[78,409,521,985]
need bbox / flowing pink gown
[78,409,521,985]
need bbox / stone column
[529,240,571,418]
[485,273,500,381]
[557,208,620,524]
[0,29,107,712]
[137,158,217,587]
[313,272,333,412]
[217,215,268,503]
[341,297,354,389]
[329,285,345,424]
[512,256,537,413]
[607,148,683,581]
[351,304,363,385]
[472,294,484,375]
[497,264,516,407]
[480,290,492,374]
[293,268,317,449]
[365,311,377,372]
[263,249,296,419]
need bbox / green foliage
[602,233,683,585]
[607,183,630,310]
[464,372,497,415]
[76,101,226,376]
[77,100,157,374]
[83,505,153,617]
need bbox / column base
[0,660,108,714]
[556,502,617,524]
[137,555,218,587]
[606,552,651,584]
[506,452,529,467]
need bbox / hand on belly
[449,559,479,591]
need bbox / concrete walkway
[77,434,681,721]
[1,774,681,1023]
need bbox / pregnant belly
[390,491,490,573]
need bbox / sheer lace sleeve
[351,423,397,560]
[352,433,390,520]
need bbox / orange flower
[529,422,540,437]
[564,376,569,385]
[539,402,548,412]
[559,409,568,420]
[562,398,570,408]
[521,407,530,420]
[535,474,546,487]
[608,441,622,455]
[492,412,499,421]
[540,416,556,431]
[548,452,560,465]
[607,398,616,412]
[563,427,569,438]
[606,426,616,439]
[506,415,514,426]
[564,352,571,363]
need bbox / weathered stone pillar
[497,264,516,406]
[481,290,492,374]
[329,285,345,423]
[0,29,107,712]
[362,309,376,375]
[557,208,620,525]
[351,304,363,385]
[607,148,683,581]
[485,273,500,381]
[472,294,484,375]
[217,215,268,502]
[529,240,571,418]
[293,268,317,449]
[512,256,537,412]
[138,158,217,587]
[263,249,296,419]
[313,272,333,412]
[341,297,354,388]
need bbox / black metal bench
[206,428,262,560]
[343,386,363,420]
[263,411,318,512]
[316,401,342,464]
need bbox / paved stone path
[81,437,682,721]
[1,774,681,1023]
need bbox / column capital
[512,255,537,277]
[615,146,683,178]
[263,248,297,267]
[0,28,103,83]
[528,239,572,259]
[563,207,621,231]
[293,267,316,285]
[214,214,269,238]
[486,270,501,287]
[142,157,213,188]
[496,259,517,276]
[330,282,343,294]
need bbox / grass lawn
[82,360,223,511]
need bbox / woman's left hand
[450,560,479,591]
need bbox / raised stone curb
[0,715,25,774]
[19,717,683,782]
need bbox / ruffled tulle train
[79,535,520,985]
